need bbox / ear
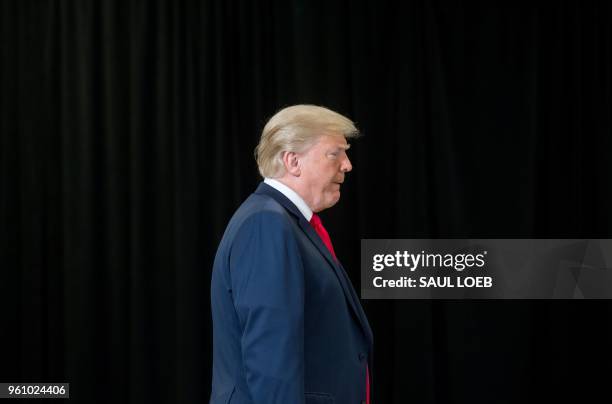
[282,151,301,176]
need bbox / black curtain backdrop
[2,1,612,403]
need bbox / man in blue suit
[210,105,373,404]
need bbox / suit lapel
[255,182,372,344]
[337,261,374,345]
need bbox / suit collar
[263,178,313,221]
[255,182,305,221]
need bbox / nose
[341,155,353,173]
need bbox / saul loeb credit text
[371,250,493,289]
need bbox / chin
[326,194,341,209]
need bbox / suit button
[359,353,366,361]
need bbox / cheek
[311,163,341,192]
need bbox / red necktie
[309,213,337,260]
[366,365,370,404]
[309,213,370,404]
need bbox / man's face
[298,134,353,212]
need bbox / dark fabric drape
[2,1,611,403]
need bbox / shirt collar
[264,178,313,221]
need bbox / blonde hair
[255,104,359,178]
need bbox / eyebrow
[327,144,351,153]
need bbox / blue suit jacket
[210,182,373,404]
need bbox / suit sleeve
[230,211,305,404]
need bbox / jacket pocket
[305,392,334,404]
